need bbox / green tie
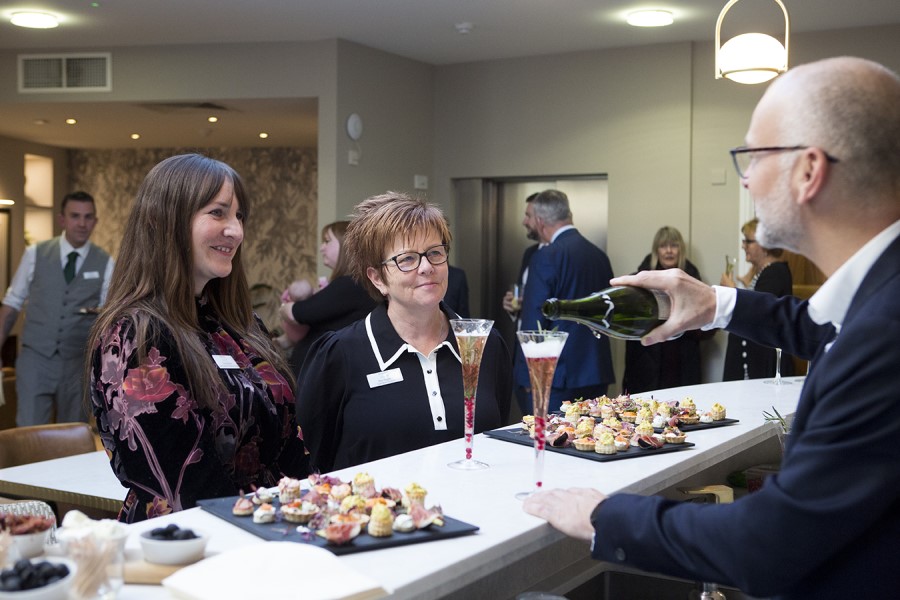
[64,251,78,284]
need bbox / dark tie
[64,251,78,284]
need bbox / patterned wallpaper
[68,146,318,330]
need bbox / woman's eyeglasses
[382,244,449,272]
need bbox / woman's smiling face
[368,230,448,312]
[191,179,244,294]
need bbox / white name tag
[367,368,403,388]
[83,271,100,280]
[213,354,240,369]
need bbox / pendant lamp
[715,0,790,84]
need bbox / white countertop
[1,378,804,599]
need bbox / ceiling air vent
[18,53,112,93]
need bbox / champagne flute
[725,254,737,277]
[448,318,494,470]
[510,284,523,311]
[515,329,568,499]
[764,347,792,385]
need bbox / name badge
[213,354,240,369]
[83,271,100,280]
[367,368,403,388]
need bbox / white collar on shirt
[807,219,900,331]
[549,224,575,244]
[60,235,92,260]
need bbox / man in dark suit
[503,192,542,413]
[516,189,614,413]
[524,57,900,599]
[444,264,470,317]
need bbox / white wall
[332,40,434,224]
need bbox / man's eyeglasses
[729,145,840,179]
[382,244,449,272]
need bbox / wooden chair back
[0,422,97,469]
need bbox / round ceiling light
[626,10,674,27]
[10,11,59,29]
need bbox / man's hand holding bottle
[610,269,718,346]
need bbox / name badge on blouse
[213,354,240,369]
[367,368,403,388]
[83,271,100,279]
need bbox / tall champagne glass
[764,347,792,385]
[515,329,568,499]
[448,318,494,470]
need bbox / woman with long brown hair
[87,153,307,522]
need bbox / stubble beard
[754,162,804,254]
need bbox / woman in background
[623,226,710,393]
[297,192,511,473]
[87,154,307,522]
[278,221,375,376]
[720,218,794,380]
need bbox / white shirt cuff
[701,285,736,331]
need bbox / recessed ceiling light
[33,119,48,126]
[455,22,474,34]
[65,118,77,125]
[258,132,269,139]
[207,116,218,123]
[10,11,59,29]
[130,133,141,140]
[626,10,674,27]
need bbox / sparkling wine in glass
[448,318,494,470]
[515,329,568,499]
[725,254,737,277]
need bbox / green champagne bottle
[541,286,671,341]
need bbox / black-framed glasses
[382,244,449,272]
[741,238,757,246]
[729,145,840,179]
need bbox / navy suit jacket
[518,244,539,287]
[445,265,470,318]
[516,228,615,390]
[591,234,900,599]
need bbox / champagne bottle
[541,286,671,341]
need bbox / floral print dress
[90,298,307,522]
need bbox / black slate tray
[484,428,695,462]
[198,495,478,556]
[668,417,739,432]
[550,413,739,433]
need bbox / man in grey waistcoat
[0,191,114,425]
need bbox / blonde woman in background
[623,226,710,393]
[719,218,794,380]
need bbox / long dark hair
[86,154,293,410]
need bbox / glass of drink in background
[510,284,523,312]
[725,255,737,277]
[515,329,568,499]
[448,318,494,470]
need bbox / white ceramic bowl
[0,557,75,600]
[139,529,208,565]
[10,529,51,560]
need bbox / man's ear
[794,147,830,205]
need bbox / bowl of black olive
[139,524,208,565]
[0,558,74,599]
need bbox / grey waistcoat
[22,237,111,359]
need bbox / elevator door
[452,177,608,353]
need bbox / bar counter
[1,378,803,599]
